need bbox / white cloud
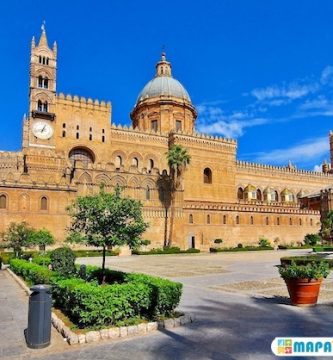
[196,104,268,138]
[321,66,333,84]
[313,164,323,172]
[251,136,329,165]
[251,82,319,103]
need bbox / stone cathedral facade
[1,27,333,251]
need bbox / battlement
[0,151,21,169]
[236,160,333,178]
[57,93,111,112]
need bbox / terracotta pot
[285,278,323,307]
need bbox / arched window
[189,214,193,224]
[46,58,49,65]
[207,214,211,224]
[37,100,43,111]
[39,56,42,64]
[223,215,227,225]
[102,136,105,143]
[62,130,66,137]
[265,217,269,225]
[43,102,48,112]
[146,186,151,200]
[256,189,262,201]
[274,191,279,202]
[236,215,240,225]
[40,196,48,210]
[148,159,154,172]
[132,157,139,167]
[38,76,43,88]
[69,148,94,166]
[44,77,48,89]
[89,134,92,141]
[0,194,7,209]
[115,156,122,169]
[203,168,212,184]
[250,216,254,225]
[237,187,244,200]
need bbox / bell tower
[25,23,57,148]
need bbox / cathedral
[1,26,333,251]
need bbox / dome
[136,76,191,104]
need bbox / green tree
[1,222,33,257]
[67,187,148,279]
[320,211,333,244]
[166,144,191,247]
[29,228,55,252]
[304,233,322,246]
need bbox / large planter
[285,278,322,307]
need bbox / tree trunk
[163,207,168,248]
[101,245,106,284]
[168,192,176,248]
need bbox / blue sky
[1,0,333,170]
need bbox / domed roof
[137,76,191,103]
[136,52,191,104]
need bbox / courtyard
[1,249,333,359]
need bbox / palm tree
[321,210,333,244]
[165,144,191,247]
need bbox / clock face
[32,121,54,140]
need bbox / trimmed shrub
[132,247,200,255]
[9,259,57,284]
[0,252,14,264]
[73,249,120,258]
[304,234,322,246]
[280,255,333,268]
[258,238,271,247]
[313,246,333,252]
[50,247,76,278]
[33,256,51,266]
[214,239,223,244]
[210,245,274,253]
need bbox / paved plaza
[1,250,333,359]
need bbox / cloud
[250,136,329,165]
[251,82,319,103]
[321,66,333,84]
[313,164,323,172]
[196,104,269,138]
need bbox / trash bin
[25,284,52,349]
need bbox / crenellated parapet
[236,160,333,179]
[0,151,22,170]
[57,93,111,113]
[184,200,319,215]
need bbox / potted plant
[277,261,330,307]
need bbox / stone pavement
[1,250,333,359]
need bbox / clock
[32,121,54,140]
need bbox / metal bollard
[25,284,52,349]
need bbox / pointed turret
[38,22,49,48]
[53,41,57,57]
[31,36,35,51]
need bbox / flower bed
[9,259,183,329]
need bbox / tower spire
[38,21,49,48]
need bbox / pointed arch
[78,172,92,184]
[110,175,126,187]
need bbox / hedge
[313,246,333,253]
[10,259,183,328]
[210,246,274,253]
[280,255,333,268]
[132,247,200,255]
[52,278,152,327]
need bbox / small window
[38,76,43,88]
[277,217,280,226]
[43,102,48,112]
[151,120,158,132]
[115,155,122,169]
[146,186,151,200]
[132,157,139,167]
[44,78,48,89]
[39,56,42,64]
[236,215,240,225]
[102,136,105,143]
[89,127,92,132]
[0,194,7,209]
[203,168,212,184]
[76,125,80,130]
[148,159,154,172]
[299,218,302,226]
[289,218,292,225]
[40,196,48,210]
[37,100,43,111]
[102,129,105,134]
[310,218,313,226]
[207,214,211,224]
[265,217,269,225]
[89,134,92,141]
[62,131,66,137]
[189,214,193,224]
[62,123,66,128]
[250,216,254,225]
[256,189,262,201]
[176,120,182,131]
[237,187,244,200]
[46,58,49,65]
[223,215,227,225]
[76,132,79,139]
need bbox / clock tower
[23,23,57,149]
